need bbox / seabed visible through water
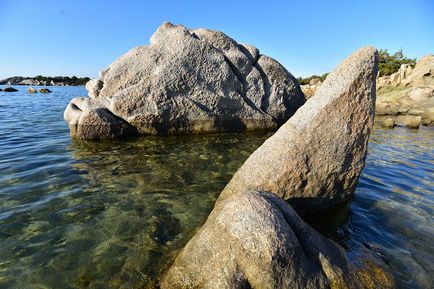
[0,86,433,288]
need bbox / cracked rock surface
[218,46,379,214]
[64,22,305,139]
[160,47,396,289]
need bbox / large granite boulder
[217,46,379,214]
[64,22,305,139]
[161,191,394,289]
[161,47,394,289]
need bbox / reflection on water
[0,86,433,288]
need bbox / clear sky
[0,0,433,79]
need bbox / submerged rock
[64,22,305,139]
[39,88,52,93]
[218,46,379,214]
[4,87,18,92]
[161,191,394,289]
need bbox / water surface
[0,86,432,288]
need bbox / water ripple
[0,86,433,288]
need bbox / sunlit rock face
[161,47,395,289]
[64,22,305,140]
[218,46,379,215]
[161,191,394,289]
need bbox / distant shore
[0,76,90,87]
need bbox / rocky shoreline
[301,54,434,129]
[0,76,89,86]
[60,22,400,288]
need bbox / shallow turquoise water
[0,86,433,288]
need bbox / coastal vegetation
[378,49,416,76]
[297,73,328,85]
[0,75,90,86]
[298,49,416,83]
[34,75,91,86]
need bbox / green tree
[378,49,416,77]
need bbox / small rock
[28,87,37,93]
[4,87,18,92]
[421,108,434,125]
[382,118,395,128]
[396,115,421,129]
[39,88,52,93]
[375,101,400,116]
[64,97,138,139]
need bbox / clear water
[0,86,432,288]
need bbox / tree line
[298,49,416,84]
[34,75,91,85]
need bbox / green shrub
[298,49,416,84]
[378,49,416,77]
[298,73,328,85]
[33,75,90,85]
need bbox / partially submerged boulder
[3,87,18,92]
[161,47,394,289]
[64,97,138,140]
[218,46,379,214]
[161,191,394,289]
[396,115,421,129]
[64,22,305,139]
[28,87,37,93]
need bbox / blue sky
[0,0,433,79]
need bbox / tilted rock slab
[161,47,393,289]
[218,46,379,214]
[64,22,305,139]
[161,191,394,289]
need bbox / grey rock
[64,97,138,140]
[161,190,394,289]
[218,46,379,214]
[64,22,305,139]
